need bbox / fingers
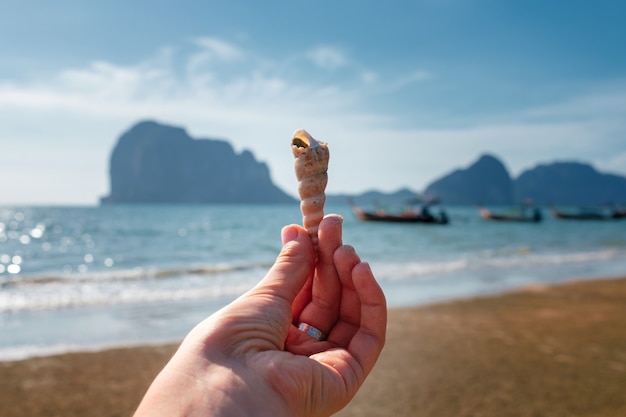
[306,252,385,406]
[347,262,387,375]
[251,224,315,304]
[326,246,386,374]
[325,246,362,346]
[293,214,344,337]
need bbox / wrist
[135,352,291,417]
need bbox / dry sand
[2,277,626,417]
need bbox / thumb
[251,224,315,303]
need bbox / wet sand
[2,276,626,417]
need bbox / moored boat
[551,207,626,220]
[479,207,542,223]
[350,200,449,224]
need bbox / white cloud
[306,46,349,70]
[60,61,139,92]
[600,151,626,176]
[192,37,245,62]
[520,82,626,123]
[360,70,378,84]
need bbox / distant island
[333,154,626,207]
[423,154,626,206]
[328,154,626,206]
[101,120,626,206]
[100,121,295,204]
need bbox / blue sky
[1,0,625,204]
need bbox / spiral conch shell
[291,129,329,249]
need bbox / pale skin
[133,215,387,417]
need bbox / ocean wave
[373,248,626,281]
[373,259,470,281]
[0,283,254,313]
[3,247,625,313]
[0,339,179,362]
[481,249,621,268]
[0,262,270,313]
[0,261,272,287]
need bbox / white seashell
[291,129,329,250]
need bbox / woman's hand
[133,214,387,417]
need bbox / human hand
[133,214,387,417]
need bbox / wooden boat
[551,208,626,220]
[351,202,449,224]
[479,207,542,223]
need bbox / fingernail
[281,226,299,244]
[325,213,344,223]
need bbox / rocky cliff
[100,121,295,204]
[423,154,515,205]
[515,162,626,205]
[419,154,626,206]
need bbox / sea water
[1,204,626,360]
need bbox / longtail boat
[350,200,449,224]
[551,208,626,220]
[479,207,542,223]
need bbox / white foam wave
[0,264,266,313]
[0,283,253,313]
[0,339,179,362]
[3,248,624,313]
[0,262,271,287]
[374,259,470,281]
[373,248,626,281]
[481,248,621,269]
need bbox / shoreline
[2,275,626,416]
[3,273,624,364]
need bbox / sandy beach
[2,276,626,417]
